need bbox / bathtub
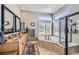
[38,36,79,47]
[38,36,79,55]
[38,36,59,43]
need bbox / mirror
[15,17,21,32]
[4,7,14,34]
[21,22,25,31]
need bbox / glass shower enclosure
[59,12,79,55]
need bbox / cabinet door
[19,42,23,55]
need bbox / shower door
[67,14,79,55]
[59,18,66,45]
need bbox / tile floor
[38,46,59,55]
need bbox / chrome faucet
[45,35,51,40]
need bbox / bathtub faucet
[45,35,51,40]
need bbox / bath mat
[24,43,40,55]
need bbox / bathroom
[0,4,79,55]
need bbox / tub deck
[38,36,79,55]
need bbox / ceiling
[18,4,65,14]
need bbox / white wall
[68,4,79,15]
[54,4,79,19]
[5,4,20,17]
[21,11,38,29]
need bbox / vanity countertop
[5,33,27,43]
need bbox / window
[38,16,52,21]
[53,19,59,36]
[45,22,51,35]
[38,22,45,35]
[38,15,52,36]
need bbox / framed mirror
[23,22,25,31]
[15,16,21,32]
[21,22,25,31]
[4,5,14,34]
[2,5,21,34]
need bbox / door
[67,14,79,55]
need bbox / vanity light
[30,22,35,26]
[5,21,9,25]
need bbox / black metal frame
[51,14,53,35]
[65,17,68,55]
[59,18,61,43]
[0,4,5,43]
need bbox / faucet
[45,35,51,40]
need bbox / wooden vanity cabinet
[18,34,27,55]
[0,42,19,55]
[0,32,27,55]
